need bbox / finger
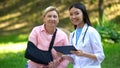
[49,62,53,68]
[70,50,76,53]
[57,52,63,57]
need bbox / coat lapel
[72,31,76,47]
[77,24,88,47]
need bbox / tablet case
[53,45,77,54]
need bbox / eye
[75,12,79,15]
[47,15,52,18]
[53,15,57,18]
[70,13,73,16]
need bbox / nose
[71,15,76,18]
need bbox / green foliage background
[0,0,120,35]
[0,0,120,68]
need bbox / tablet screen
[53,45,77,54]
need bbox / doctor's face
[69,7,84,27]
[43,10,59,28]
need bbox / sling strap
[49,29,57,51]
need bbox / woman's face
[43,10,59,28]
[69,7,84,27]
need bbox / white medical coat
[69,24,105,68]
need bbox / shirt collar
[41,24,46,32]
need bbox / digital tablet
[53,45,77,54]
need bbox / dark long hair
[69,2,92,29]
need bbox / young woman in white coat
[68,2,105,68]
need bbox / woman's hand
[57,52,63,57]
[48,59,60,68]
[48,61,55,68]
[71,50,84,56]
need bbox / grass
[0,34,28,43]
[1,43,120,68]
[102,42,120,68]
[0,51,27,68]
[0,35,120,68]
[0,42,27,68]
[0,34,28,68]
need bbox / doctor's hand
[71,50,84,56]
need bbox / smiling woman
[25,6,69,68]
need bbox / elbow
[95,53,105,63]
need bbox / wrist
[82,51,86,56]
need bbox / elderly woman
[26,6,69,68]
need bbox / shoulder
[31,25,42,32]
[57,28,67,34]
[87,26,101,38]
[57,28,69,36]
[88,26,99,34]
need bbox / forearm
[83,52,97,60]
[71,50,97,60]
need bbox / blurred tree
[98,0,104,26]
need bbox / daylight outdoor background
[0,0,120,68]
